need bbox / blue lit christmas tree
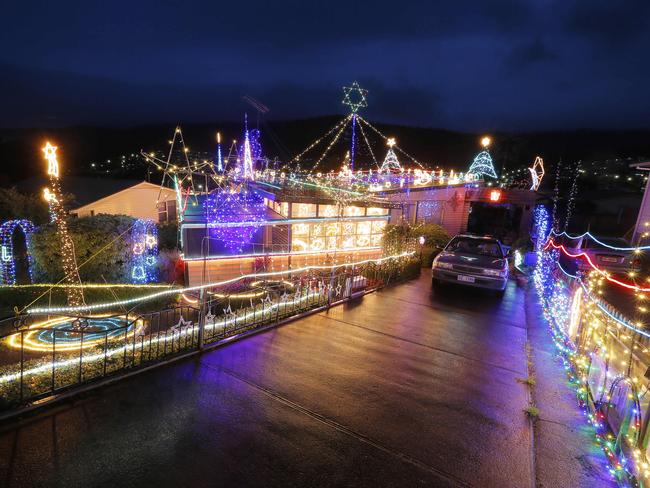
[467,137,497,178]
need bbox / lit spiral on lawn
[7,316,137,352]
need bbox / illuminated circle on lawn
[7,315,137,352]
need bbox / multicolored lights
[534,203,648,485]
[131,219,158,283]
[0,220,35,285]
[204,186,266,254]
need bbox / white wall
[72,183,176,221]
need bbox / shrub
[158,222,179,250]
[412,223,450,250]
[30,214,135,283]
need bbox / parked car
[563,236,641,274]
[431,234,509,292]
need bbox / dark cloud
[564,0,650,45]
[0,0,649,130]
[506,37,558,71]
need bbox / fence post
[198,290,207,350]
[328,269,335,306]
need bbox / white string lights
[26,252,414,315]
[42,143,87,309]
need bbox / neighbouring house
[17,177,177,223]
[69,180,177,223]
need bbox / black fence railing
[0,254,419,414]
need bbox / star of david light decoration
[342,81,368,113]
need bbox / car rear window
[583,237,630,250]
[445,237,503,258]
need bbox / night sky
[2,0,649,131]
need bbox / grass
[0,284,181,320]
[524,405,540,418]
[517,376,537,386]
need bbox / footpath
[525,285,614,487]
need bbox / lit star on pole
[43,142,59,178]
[342,81,368,113]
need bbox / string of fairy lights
[532,201,650,486]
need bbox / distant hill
[1,116,650,185]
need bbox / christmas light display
[42,142,86,309]
[131,219,158,284]
[7,315,136,352]
[564,161,582,231]
[467,150,498,179]
[380,138,402,173]
[551,160,562,231]
[534,204,650,486]
[551,230,650,251]
[204,186,266,253]
[216,132,223,172]
[250,128,263,161]
[528,156,545,191]
[0,219,35,285]
[238,115,256,180]
[27,251,414,315]
[342,81,368,114]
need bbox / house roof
[15,177,173,208]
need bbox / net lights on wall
[131,219,158,283]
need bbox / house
[69,180,177,223]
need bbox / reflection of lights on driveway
[7,315,137,352]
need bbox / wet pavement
[0,271,534,487]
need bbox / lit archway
[0,219,35,285]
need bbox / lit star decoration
[342,81,368,114]
[42,142,86,309]
[204,186,266,254]
[131,219,158,283]
[0,220,35,285]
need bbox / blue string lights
[0,219,35,285]
[131,219,158,283]
[467,150,497,179]
[204,186,266,254]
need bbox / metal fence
[0,254,419,414]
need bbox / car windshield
[445,237,503,258]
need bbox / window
[157,200,177,224]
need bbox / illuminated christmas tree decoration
[380,137,402,172]
[342,81,368,114]
[0,219,35,285]
[240,115,255,180]
[480,136,491,148]
[131,219,158,284]
[528,156,545,191]
[42,142,86,309]
[467,150,498,178]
